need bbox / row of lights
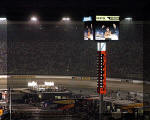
[0,16,71,22]
[0,16,133,22]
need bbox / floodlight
[30,16,38,22]
[125,17,132,20]
[62,17,70,21]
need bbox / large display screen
[84,22,93,40]
[95,16,120,41]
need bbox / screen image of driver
[104,27,111,39]
[87,28,91,40]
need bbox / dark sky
[0,0,147,20]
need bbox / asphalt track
[0,75,147,95]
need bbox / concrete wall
[0,78,7,89]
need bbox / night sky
[0,0,147,20]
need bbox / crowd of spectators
[0,22,143,80]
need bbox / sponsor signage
[83,16,92,22]
[96,16,120,21]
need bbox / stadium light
[30,16,38,22]
[62,17,70,21]
[125,17,132,21]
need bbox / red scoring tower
[97,42,106,94]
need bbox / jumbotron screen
[84,22,93,40]
[95,16,120,40]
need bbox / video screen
[84,22,93,40]
[95,21,119,40]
